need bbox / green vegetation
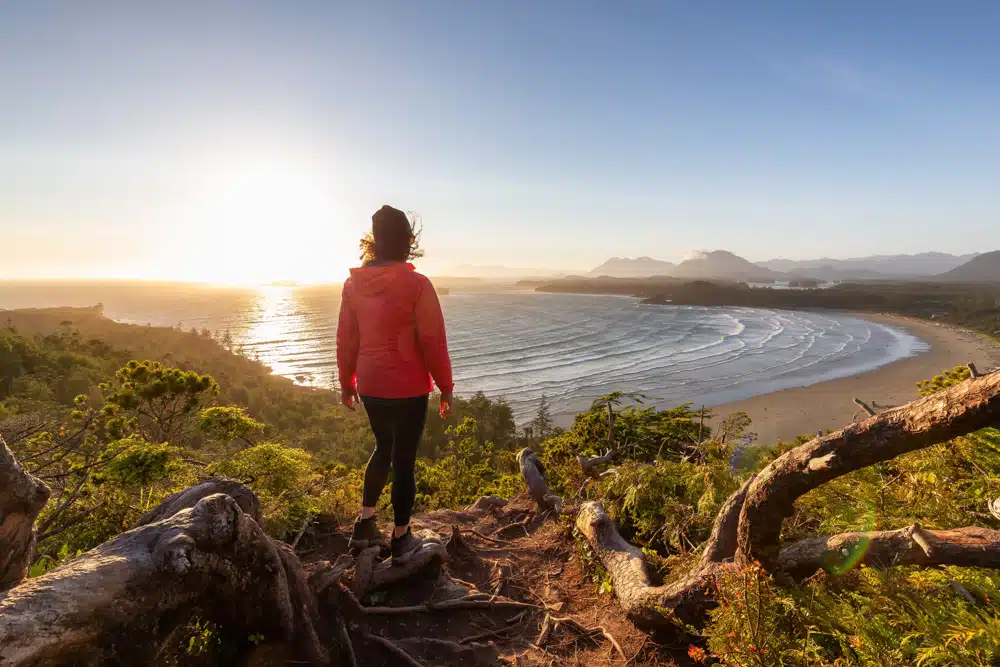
[0,307,527,555]
[3,307,1000,665]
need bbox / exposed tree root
[518,447,564,513]
[468,496,508,513]
[357,596,539,615]
[365,632,427,667]
[336,615,358,667]
[536,612,626,660]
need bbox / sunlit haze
[2,2,999,283]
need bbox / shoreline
[711,313,1000,444]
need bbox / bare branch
[852,397,877,417]
[576,448,620,478]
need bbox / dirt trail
[295,497,683,667]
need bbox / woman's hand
[341,388,360,411]
[440,392,453,419]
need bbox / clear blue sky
[2,1,999,281]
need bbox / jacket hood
[348,263,415,296]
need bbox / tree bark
[517,447,562,512]
[737,370,1000,570]
[0,433,50,591]
[777,523,1000,581]
[0,491,327,666]
[574,502,710,632]
[574,476,755,631]
[135,477,262,527]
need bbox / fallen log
[737,370,1000,570]
[135,477,262,526]
[0,491,328,666]
[776,523,1000,581]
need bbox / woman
[336,205,454,564]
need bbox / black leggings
[361,394,429,527]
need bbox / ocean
[0,281,928,421]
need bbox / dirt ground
[294,496,689,667]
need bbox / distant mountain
[759,252,978,279]
[588,256,675,278]
[446,265,575,279]
[673,251,784,281]
[937,251,1000,282]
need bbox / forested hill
[536,278,1000,339]
[0,306,518,466]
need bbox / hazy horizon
[3,2,999,283]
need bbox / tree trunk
[567,372,1000,635]
[574,476,755,631]
[777,523,1000,581]
[135,477,262,527]
[0,433,50,591]
[0,491,327,666]
[737,371,1000,570]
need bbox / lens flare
[824,512,876,575]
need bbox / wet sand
[711,314,1000,444]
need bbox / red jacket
[336,263,454,399]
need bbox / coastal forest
[537,278,1000,339]
[3,303,1000,666]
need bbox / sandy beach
[711,314,1000,444]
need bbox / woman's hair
[359,205,424,265]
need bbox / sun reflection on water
[241,286,334,387]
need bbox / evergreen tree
[531,394,554,442]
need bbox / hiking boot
[390,527,421,566]
[349,516,386,550]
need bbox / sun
[168,151,355,285]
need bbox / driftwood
[852,397,877,417]
[0,434,50,591]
